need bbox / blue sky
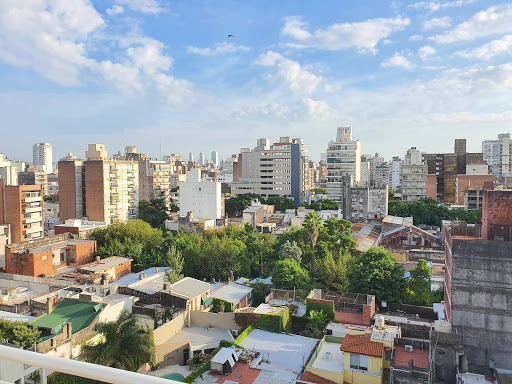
[1,0,512,163]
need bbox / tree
[251,282,271,307]
[165,246,184,284]
[303,212,322,267]
[265,196,296,212]
[305,310,327,338]
[0,319,41,349]
[272,259,310,290]
[405,259,436,306]
[80,312,155,372]
[139,199,168,228]
[348,247,406,304]
[279,240,302,264]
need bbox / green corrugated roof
[31,298,104,339]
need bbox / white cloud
[409,0,477,12]
[115,0,165,15]
[456,35,512,59]
[187,42,250,56]
[254,51,327,94]
[281,16,410,54]
[423,16,451,30]
[127,40,172,75]
[107,5,124,16]
[430,4,512,43]
[303,98,338,120]
[418,45,437,60]
[381,54,415,70]
[409,34,423,41]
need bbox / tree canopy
[0,319,41,349]
[272,259,310,290]
[139,199,169,228]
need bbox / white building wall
[33,142,53,174]
[179,169,221,219]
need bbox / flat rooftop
[239,328,318,375]
[211,283,253,304]
[309,339,344,374]
[160,326,233,352]
[111,267,170,294]
[394,344,429,369]
[77,256,130,273]
[31,239,93,254]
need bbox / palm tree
[80,312,154,372]
[304,211,322,267]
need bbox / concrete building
[189,152,194,163]
[59,145,139,224]
[33,142,53,174]
[76,256,132,283]
[455,174,495,209]
[390,156,402,191]
[0,224,10,268]
[483,133,511,178]
[402,147,427,203]
[0,180,44,243]
[441,190,512,372]
[360,160,370,187]
[5,233,96,277]
[211,151,219,167]
[138,159,174,213]
[18,170,49,196]
[179,168,222,220]
[199,152,205,166]
[340,176,388,222]
[231,137,311,204]
[326,127,361,202]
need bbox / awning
[203,298,212,306]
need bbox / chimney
[46,297,53,314]
[228,270,234,283]
[96,256,100,262]
[163,282,171,290]
[66,322,72,338]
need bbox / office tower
[231,136,311,204]
[33,142,53,174]
[326,127,361,202]
[199,152,205,166]
[0,180,44,242]
[189,152,194,163]
[211,151,219,167]
[483,133,511,178]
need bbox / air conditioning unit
[231,329,239,337]
[405,345,413,352]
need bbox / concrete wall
[156,340,190,367]
[450,238,512,369]
[153,310,187,344]
[190,311,237,330]
[482,190,512,241]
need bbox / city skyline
[2,1,512,161]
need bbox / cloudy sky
[1,0,512,163]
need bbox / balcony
[23,196,42,203]
[24,206,43,213]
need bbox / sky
[1,0,512,163]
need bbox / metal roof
[211,282,253,304]
[77,257,131,273]
[165,277,211,299]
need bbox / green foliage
[265,196,296,212]
[234,325,254,344]
[304,310,328,338]
[404,259,440,306]
[348,247,406,304]
[279,240,302,263]
[305,299,335,321]
[224,193,262,216]
[29,370,41,384]
[47,373,106,384]
[183,361,211,383]
[151,307,178,329]
[43,195,59,203]
[80,312,154,372]
[251,282,271,307]
[300,200,340,211]
[165,246,184,284]
[139,199,169,228]
[0,319,41,349]
[303,212,322,267]
[255,307,290,333]
[311,188,326,194]
[388,198,482,226]
[272,259,310,290]
[290,315,309,335]
[212,298,234,313]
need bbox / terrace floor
[310,342,344,373]
[394,345,429,369]
[334,311,365,325]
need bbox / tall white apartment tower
[483,133,512,177]
[326,127,361,202]
[199,152,205,166]
[402,147,427,202]
[189,152,194,163]
[211,151,219,167]
[33,142,53,174]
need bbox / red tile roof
[340,334,383,358]
[300,371,338,384]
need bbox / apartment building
[137,159,174,212]
[340,175,388,222]
[390,156,402,191]
[0,180,44,243]
[483,133,512,178]
[179,168,222,220]
[401,147,427,202]
[326,127,361,202]
[33,142,53,174]
[231,137,311,204]
[59,144,139,224]
[18,171,49,196]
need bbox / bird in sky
[228,34,235,38]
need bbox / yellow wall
[343,352,383,384]
[306,368,344,384]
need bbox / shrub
[305,298,335,321]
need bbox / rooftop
[165,277,211,300]
[351,224,381,252]
[339,334,383,358]
[394,344,429,369]
[308,336,344,374]
[0,310,36,323]
[77,256,131,273]
[160,326,233,352]
[300,371,338,384]
[244,206,263,213]
[110,267,170,294]
[371,325,401,342]
[30,239,94,254]
[253,304,287,316]
[31,298,104,339]
[382,215,413,226]
[211,282,253,304]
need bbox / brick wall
[5,247,56,277]
[84,161,105,222]
[426,174,437,200]
[482,189,512,241]
[58,161,78,222]
[68,241,96,267]
[114,259,132,280]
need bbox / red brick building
[76,256,132,283]
[426,174,437,200]
[455,174,495,207]
[5,233,96,277]
[482,189,512,242]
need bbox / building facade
[179,168,222,220]
[33,142,53,174]
[482,133,511,178]
[326,127,361,202]
[231,137,311,204]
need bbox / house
[74,256,132,283]
[110,267,170,304]
[160,276,212,312]
[379,225,442,251]
[243,205,265,226]
[211,282,253,310]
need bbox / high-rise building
[326,127,361,202]
[231,137,311,204]
[179,169,222,219]
[483,133,511,178]
[199,152,205,166]
[59,145,139,224]
[390,156,402,191]
[402,147,427,202]
[211,151,219,167]
[189,152,194,163]
[33,142,53,174]
[0,180,44,242]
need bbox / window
[350,353,368,371]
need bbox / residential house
[212,283,253,310]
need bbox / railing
[0,345,177,384]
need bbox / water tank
[375,314,385,329]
